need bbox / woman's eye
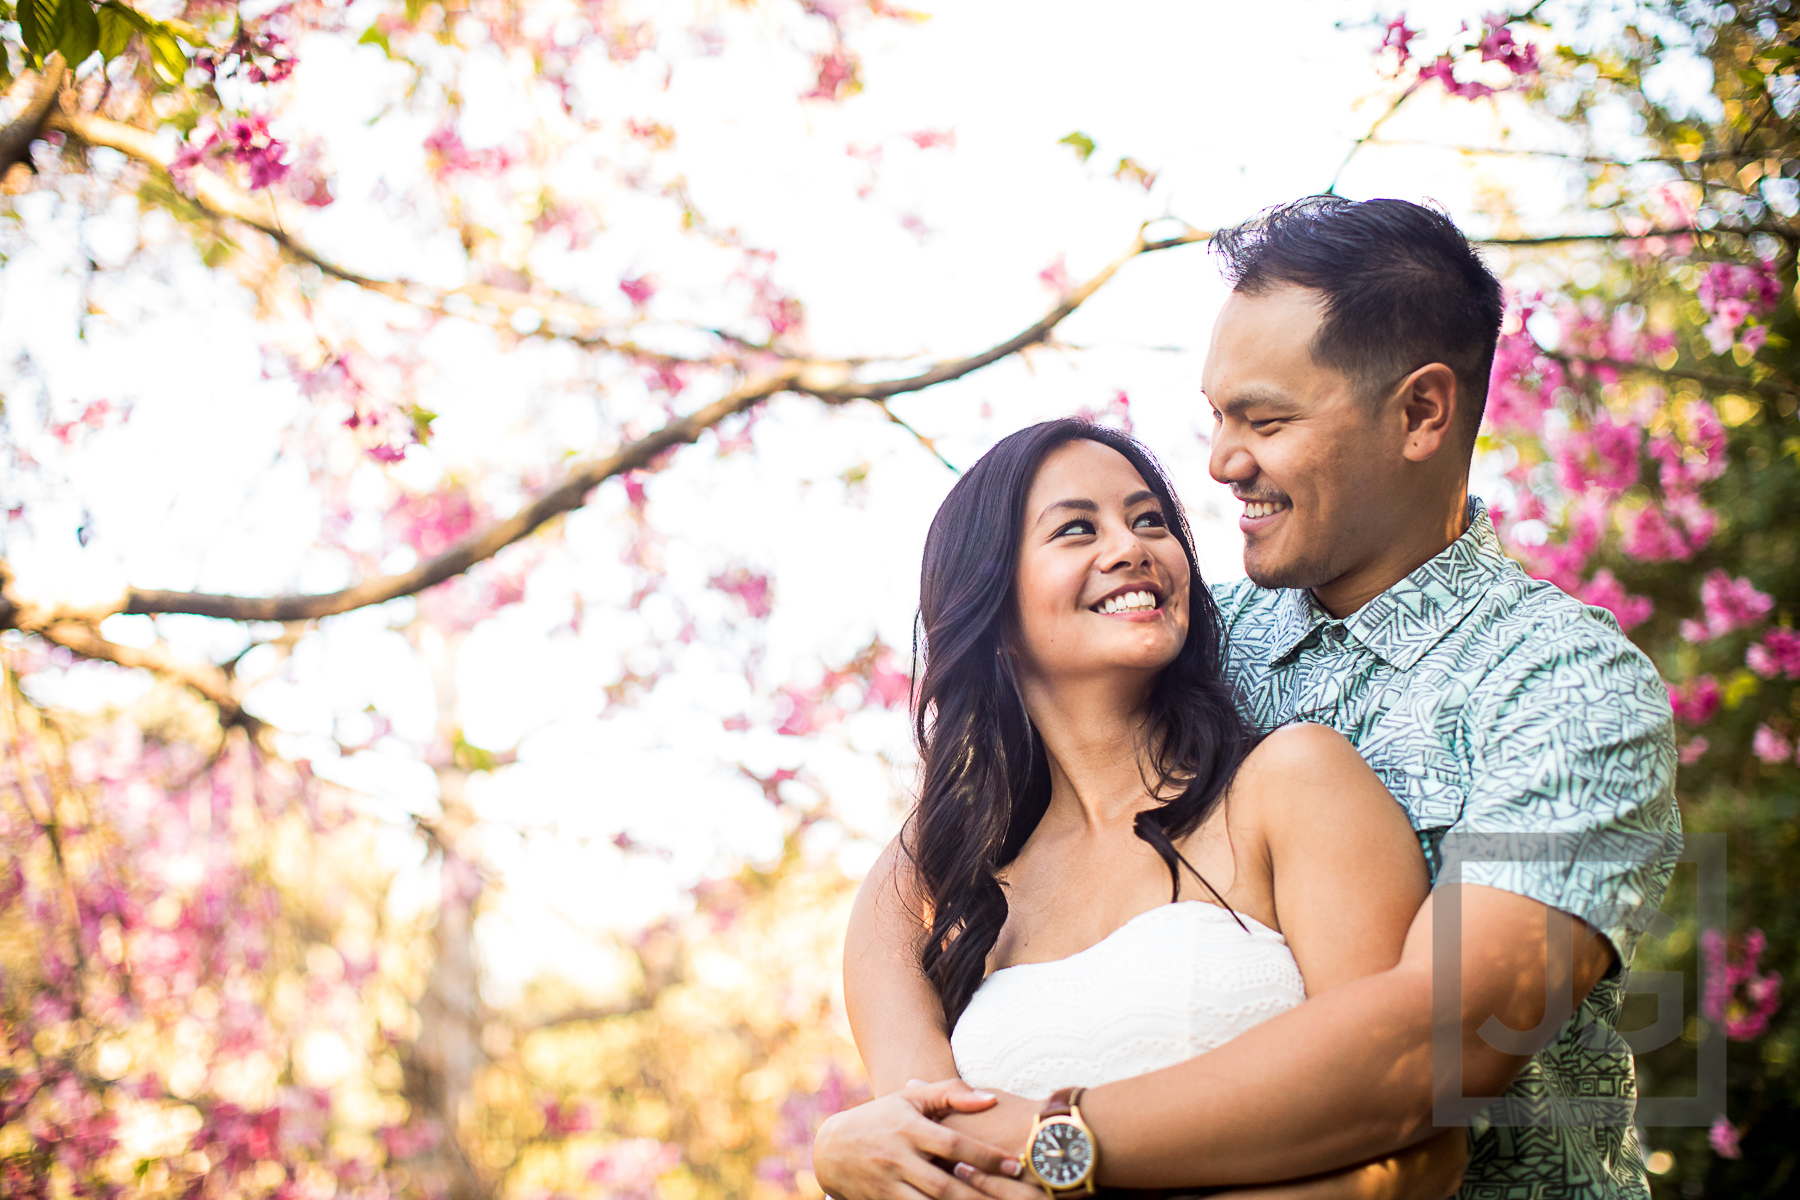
[1132,511,1166,530]
[1054,519,1096,538]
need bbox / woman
[815,420,1465,1199]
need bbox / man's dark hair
[1210,195,1505,439]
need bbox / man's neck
[1310,493,1471,619]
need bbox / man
[815,196,1680,1197]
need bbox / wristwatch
[1023,1087,1098,1198]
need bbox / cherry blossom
[1702,928,1783,1040]
[1747,629,1800,679]
[1667,676,1721,726]
[1709,1115,1743,1159]
[1752,724,1792,764]
[1679,571,1774,642]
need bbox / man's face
[1202,285,1406,595]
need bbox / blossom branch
[1552,352,1800,398]
[7,224,1205,630]
[0,54,67,179]
[45,107,644,347]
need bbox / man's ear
[1399,363,1459,462]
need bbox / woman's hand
[813,1078,1029,1200]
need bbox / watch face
[1028,1119,1093,1189]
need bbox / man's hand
[813,1078,1026,1200]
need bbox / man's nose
[1209,423,1256,485]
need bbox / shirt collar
[1263,498,1507,669]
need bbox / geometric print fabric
[1212,500,1681,1199]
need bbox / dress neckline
[985,900,1283,981]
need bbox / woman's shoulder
[1227,722,1400,832]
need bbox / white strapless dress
[950,901,1306,1100]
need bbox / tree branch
[45,107,648,347]
[1554,352,1799,397]
[0,55,67,179]
[7,224,1206,628]
[1366,136,1765,168]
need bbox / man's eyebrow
[1207,388,1296,415]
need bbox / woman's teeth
[1095,590,1158,615]
[1243,501,1286,519]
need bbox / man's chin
[1244,551,1331,593]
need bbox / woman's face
[1010,439,1191,689]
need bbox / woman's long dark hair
[907,419,1258,1026]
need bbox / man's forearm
[1088,966,1439,1188]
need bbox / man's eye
[1054,519,1096,537]
[1249,418,1279,432]
[1132,511,1166,530]
[1209,409,1222,423]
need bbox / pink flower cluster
[423,123,518,179]
[195,15,297,84]
[804,47,860,102]
[1667,675,1721,725]
[1748,628,1800,679]
[171,114,293,192]
[1403,12,1540,100]
[1697,262,1782,355]
[588,1137,681,1197]
[758,1064,870,1192]
[1709,1114,1742,1158]
[772,643,912,737]
[1578,569,1652,631]
[1702,927,1783,1040]
[1485,300,1564,434]
[1679,571,1773,642]
[710,567,774,620]
[1751,723,1800,766]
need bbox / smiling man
[815,196,1680,1200]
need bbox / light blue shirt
[1214,499,1680,1199]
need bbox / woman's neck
[1019,671,1158,831]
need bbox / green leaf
[144,23,185,84]
[1058,130,1096,162]
[18,0,68,61]
[409,406,438,444]
[96,2,134,59]
[357,24,392,56]
[59,0,100,66]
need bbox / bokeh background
[1,1,1796,1196]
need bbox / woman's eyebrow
[1124,490,1158,507]
[1036,498,1097,524]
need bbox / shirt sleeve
[1447,617,1682,966]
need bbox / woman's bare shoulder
[1228,722,1406,835]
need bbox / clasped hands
[812,1078,1044,1200]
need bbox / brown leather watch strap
[1041,1086,1080,1119]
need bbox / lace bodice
[950,901,1306,1100]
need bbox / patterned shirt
[1213,499,1680,1200]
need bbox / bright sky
[1,0,1608,1001]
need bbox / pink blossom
[1686,571,1773,640]
[1679,736,1709,765]
[710,568,773,620]
[803,47,860,102]
[588,1138,680,1198]
[1753,724,1793,764]
[1709,1115,1742,1159]
[1667,676,1721,726]
[1697,261,1782,317]
[1748,628,1800,679]
[1620,504,1693,562]
[1578,570,1652,630]
[1702,928,1783,1039]
[1378,15,1419,66]
[379,1119,443,1159]
[1741,324,1769,353]
[542,1099,595,1136]
[1038,254,1073,297]
[1554,416,1641,494]
[1484,322,1564,433]
[1477,14,1539,76]
[1418,54,1496,99]
[906,129,956,150]
[620,275,657,307]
